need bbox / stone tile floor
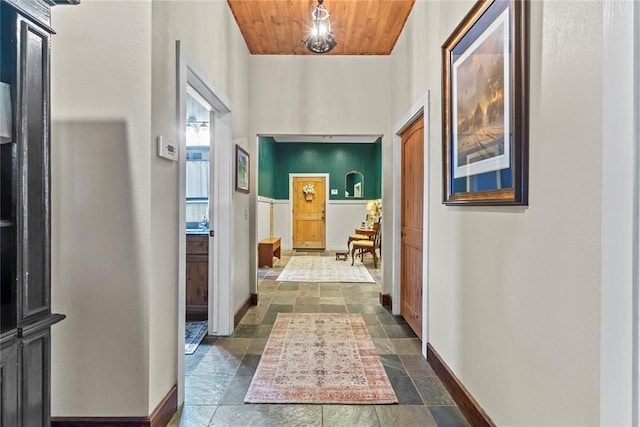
[169,250,468,426]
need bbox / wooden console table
[258,237,281,268]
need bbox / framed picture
[235,144,250,193]
[442,0,529,205]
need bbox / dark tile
[208,405,270,426]
[429,406,470,427]
[296,296,320,305]
[185,353,206,376]
[322,405,379,426]
[184,375,233,405]
[266,304,294,313]
[389,375,423,405]
[294,304,320,313]
[400,354,436,378]
[231,324,257,338]
[319,288,343,297]
[260,312,278,325]
[320,304,347,313]
[391,338,422,355]
[377,313,408,325]
[413,377,456,405]
[247,338,267,354]
[366,324,387,338]
[375,405,437,426]
[383,324,418,338]
[346,304,380,314]
[220,376,252,404]
[236,354,261,376]
[265,404,322,426]
[255,324,273,338]
[380,355,409,377]
[361,313,381,325]
[167,405,216,427]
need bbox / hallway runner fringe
[276,255,375,283]
[244,313,398,404]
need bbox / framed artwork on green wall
[442,0,529,205]
[236,144,250,193]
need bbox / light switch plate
[331,189,338,195]
[157,136,178,161]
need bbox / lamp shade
[0,82,12,144]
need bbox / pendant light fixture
[302,0,337,54]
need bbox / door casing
[392,91,430,357]
[176,41,234,405]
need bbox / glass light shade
[302,1,337,54]
[0,82,12,144]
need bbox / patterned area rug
[185,321,207,355]
[244,313,398,404]
[276,255,375,283]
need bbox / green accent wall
[258,136,277,198]
[258,136,381,200]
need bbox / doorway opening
[176,41,234,405]
[183,88,212,357]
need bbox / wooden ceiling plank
[227,0,415,55]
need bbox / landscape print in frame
[235,144,250,193]
[442,0,529,205]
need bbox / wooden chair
[351,219,381,268]
[347,220,379,252]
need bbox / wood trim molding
[52,385,177,427]
[379,293,392,309]
[427,343,495,427]
[149,385,177,427]
[234,293,257,327]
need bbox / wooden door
[401,115,424,339]
[292,176,326,249]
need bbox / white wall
[390,1,602,424]
[263,199,368,251]
[50,0,251,417]
[150,0,251,413]
[50,0,152,416]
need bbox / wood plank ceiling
[227,0,416,55]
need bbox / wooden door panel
[401,244,423,335]
[401,115,424,339]
[293,177,326,249]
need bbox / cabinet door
[0,338,20,427]
[21,327,51,427]
[16,17,51,322]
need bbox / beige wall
[150,0,251,412]
[390,1,602,424]
[50,0,251,417]
[50,0,152,416]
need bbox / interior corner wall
[150,0,251,413]
[50,0,152,417]
[389,1,602,424]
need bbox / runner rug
[276,255,375,283]
[185,321,207,355]
[244,313,398,404]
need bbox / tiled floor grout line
[170,250,469,426]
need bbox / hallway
[169,251,467,426]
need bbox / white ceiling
[270,135,381,144]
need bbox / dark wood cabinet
[0,1,76,424]
[186,234,208,320]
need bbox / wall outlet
[330,189,338,195]
[157,135,178,161]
